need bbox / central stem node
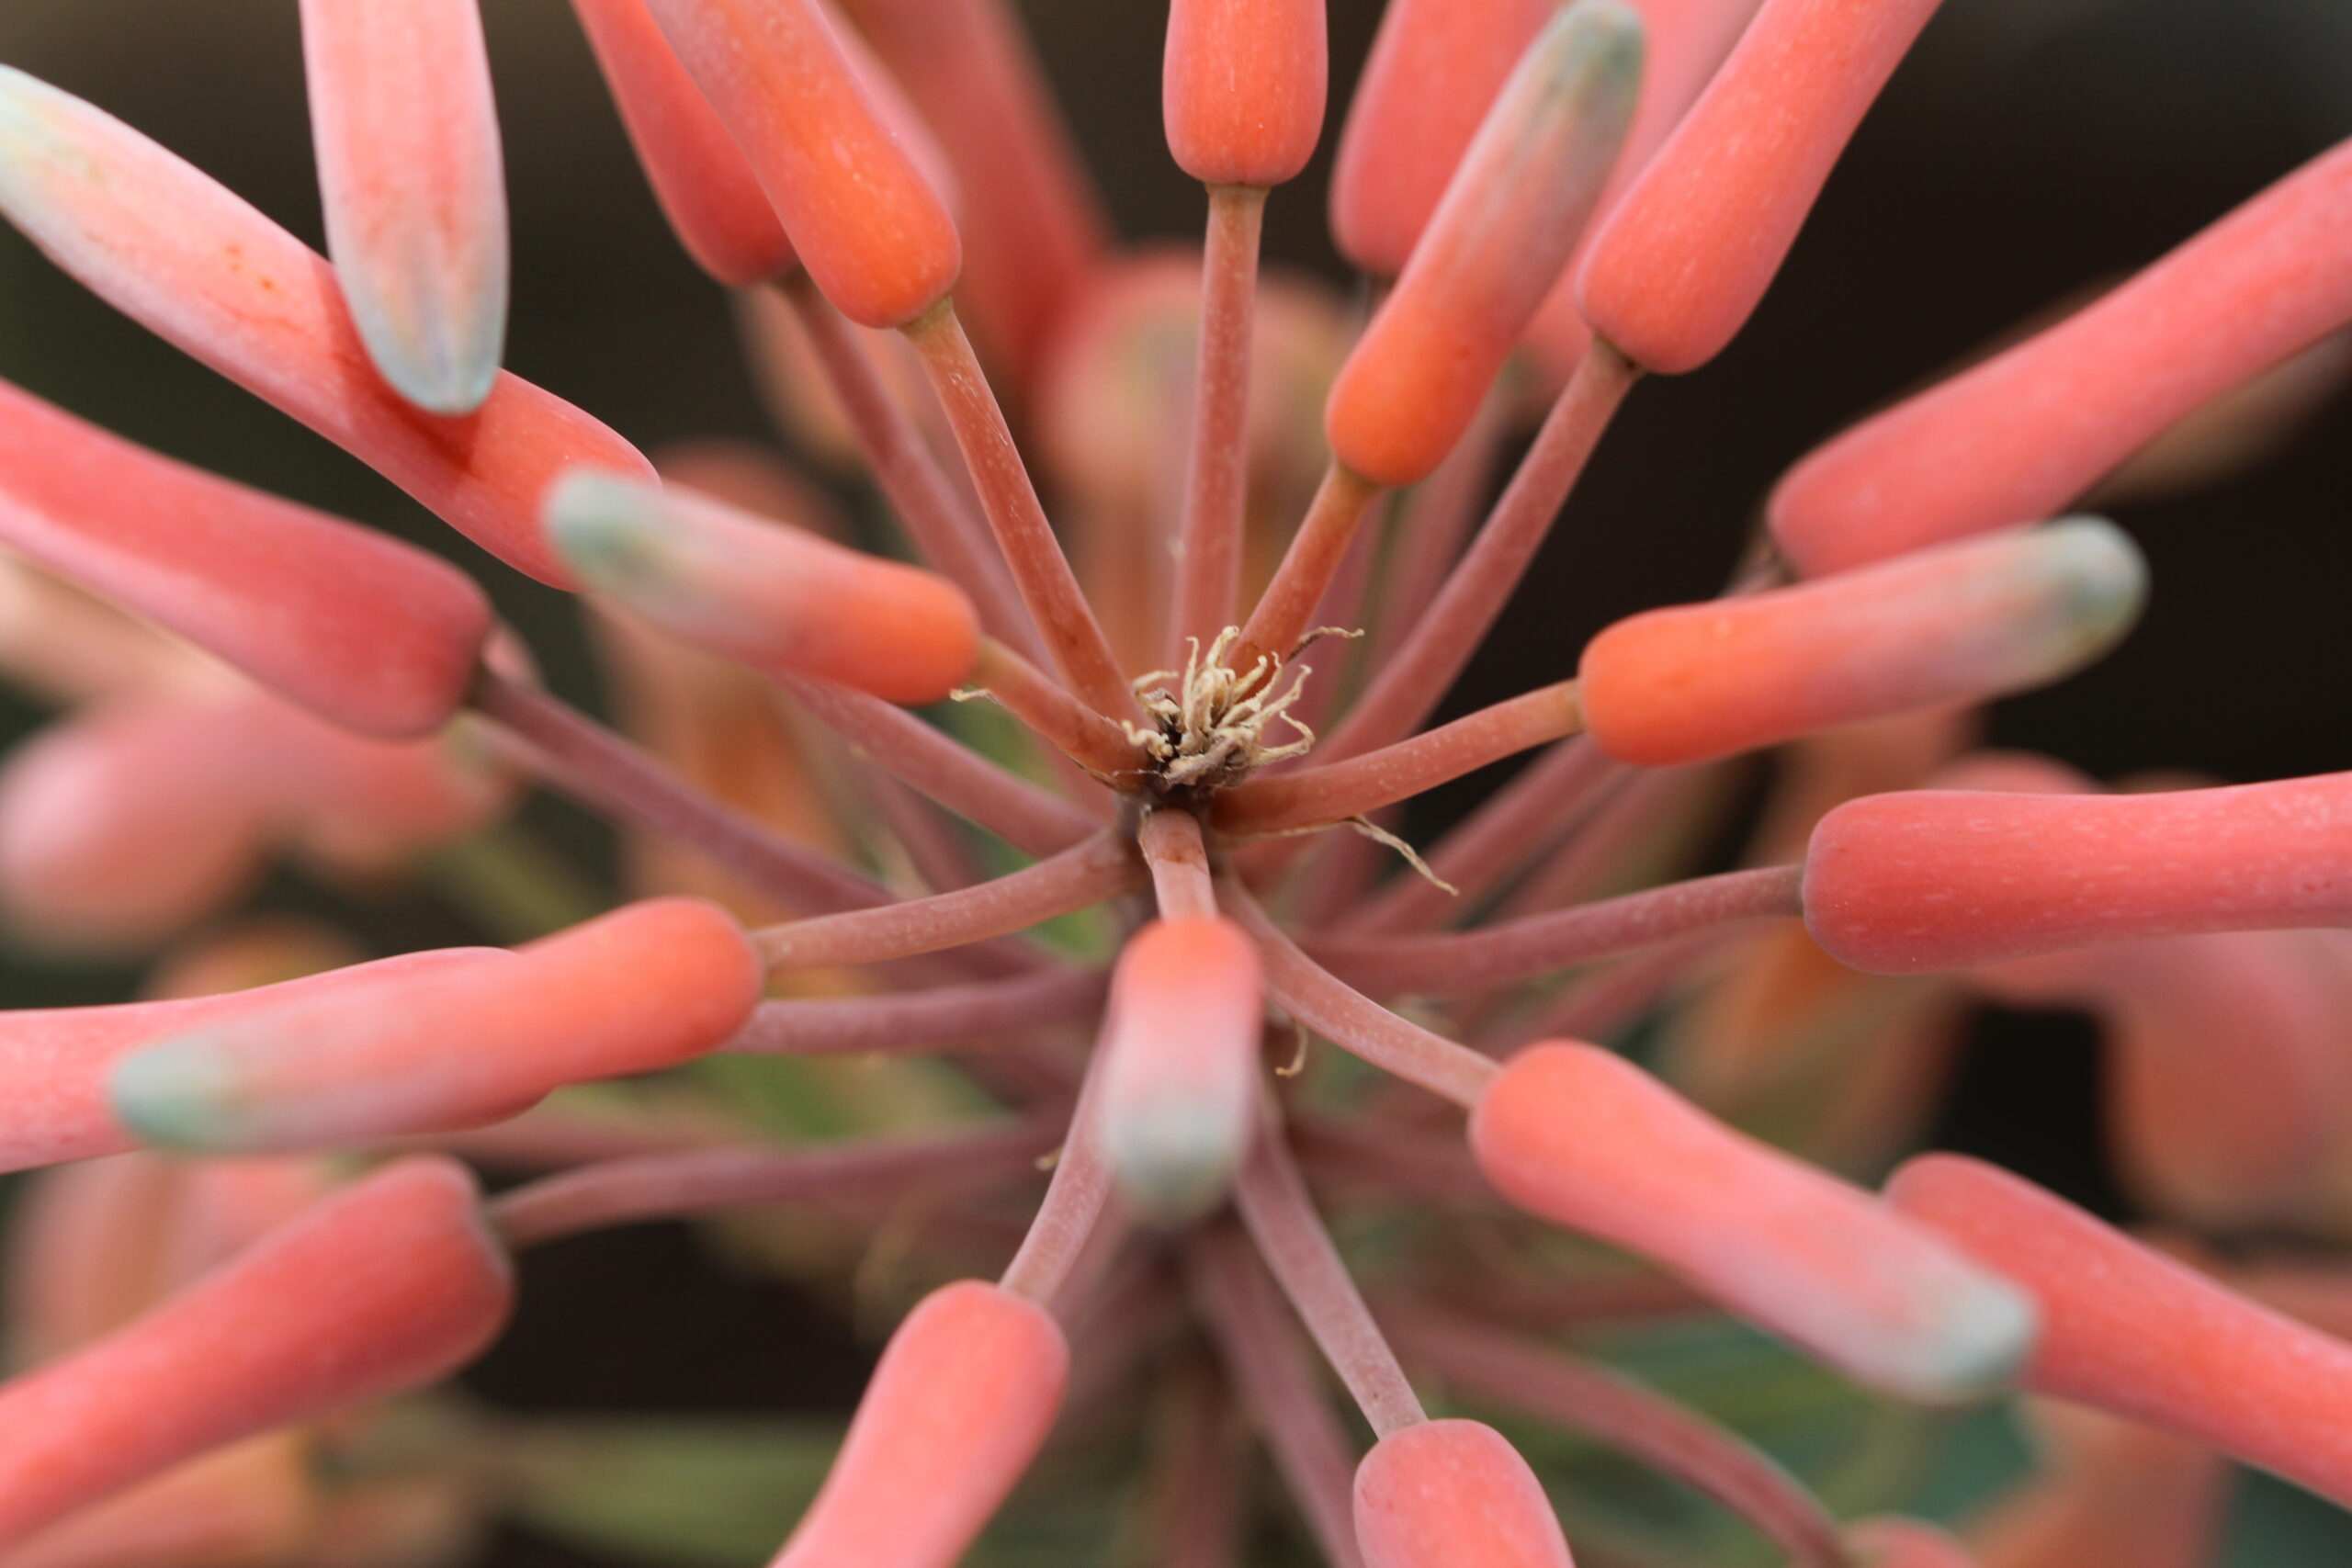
[1125,626,1326,802]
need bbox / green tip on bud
[108,1033,253,1152]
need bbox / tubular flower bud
[768,1280,1068,1568]
[1804,773,2352,974]
[0,951,497,1176]
[548,472,980,706]
[1577,0,1945,373]
[1578,520,2145,767]
[1163,0,1329,190]
[1098,917,1266,1224]
[0,378,490,739]
[1846,1517,1975,1567]
[0,1432,316,1568]
[644,0,961,330]
[1472,1043,2036,1401]
[0,1157,513,1549]
[109,898,762,1155]
[1353,1420,1575,1568]
[1326,2,1644,489]
[1771,138,2352,576]
[299,0,509,415]
[567,0,798,288]
[1329,0,1555,276]
[0,68,652,589]
[1888,1154,2352,1509]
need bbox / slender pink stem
[1385,1303,1848,1568]
[971,637,1151,784]
[754,830,1143,970]
[1290,1112,1497,1207]
[779,672,1105,852]
[396,1103,752,1170]
[1222,881,1498,1107]
[1171,185,1268,652]
[472,668,892,915]
[869,773,983,892]
[1186,1225,1368,1568]
[728,964,1107,1056]
[488,1122,1055,1249]
[1495,763,1721,921]
[1308,863,1805,998]
[1367,387,1507,659]
[1001,1034,1116,1304]
[777,273,1039,656]
[1234,1118,1427,1438]
[1140,808,1218,920]
[1495,929,1728,1049]
[1216,682,1582,836]
[1236,462,1385,669]
[1322,340,1639,764]
[1148,1371,1245,1568]
[901,303,1139,718]
[1346,738,1625,934]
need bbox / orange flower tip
[301,0,510,415]
[1324,0,1645,489]
[1846,1517,1976,1568]
[1577,0,1946,375]
[1353,1420,1575,1568]
[107,898,761,1154]
[1803,771,2352,975]
[1161,0,1330,189]
[770,1280,1068,1568]
[1577,518,2146,767]
[1470,1043,2036,1402]
[547,470,979,706]
[643,0,961,332]
[1099,918,1265,1225]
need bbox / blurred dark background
[0,0,2348,1562]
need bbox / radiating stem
[1367,387,1507,660]
[1222,880,1498,1108]
[1322,340,1639,763]
[1186,1225,1369,1568]
[1308,863,1806,998]
[1170,185,1269,654]
[1497,930,1728,1049]
[779,671,1105,852]
[1236,462,1384,670]
[1385,1303,1849,1568]
[1216,682,1583,836]
[1140,807,1218,920]
[869,773,982,892]
[1147,1370,1246,1568]
[902,301,1139,717]
[472,668,892,916]
[1001,1032,1117,1304]
[1234,1116,1426,1438]
[489,1123,1055,1250]
[1345,738,1625,934]
[775,273,1038,655]
[754,830,1143,970]
[728,964,1107,1056]
[969,637,1150,784]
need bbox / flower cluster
[0,1,2346,1565]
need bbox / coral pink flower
[0,67,651,587]
[1577,0,1946,373]
[766,1280,1068,1568]
[1353,1419,1575,1568]
[1097,917,1266,1223]
[1889,1154,2352,1508]
[298,0,509,415]
[548,472,981,706]
[109,898,762,1155]
[1325,1,1643,489]
[1577,519,2144,767]
[0,378,489,739]
[1847,1517,1976,1567]
[1472,1043,2036,1400]
[644,0,961,331]
[0,1157,512,1549]
[1804,773,2352,973]
[1163,0,1329,190]
[1771,137,2352,576]
[566,0,798,288]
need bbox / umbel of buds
[0,0,2346,1564]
